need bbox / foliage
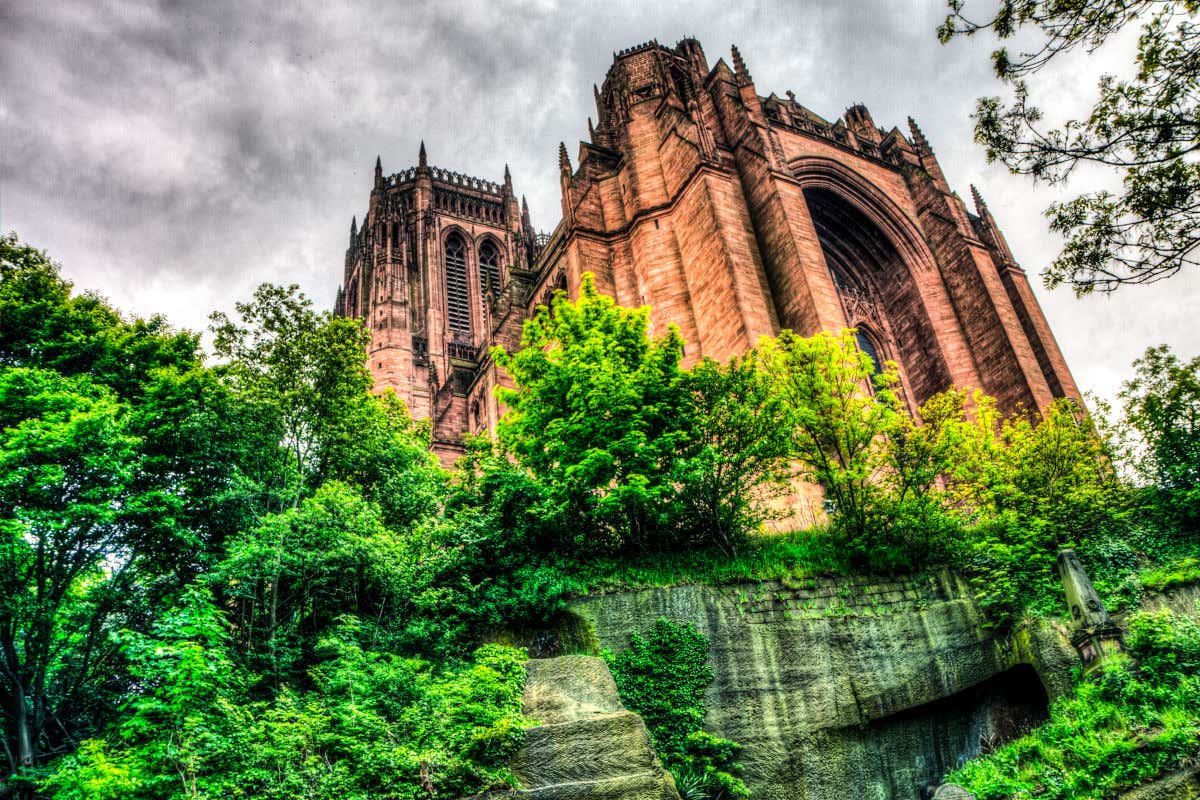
[44,594,531,800]
[218,482,404,685]
[759,329,962,570]
[673,353,794,556]
[939,1,1200,293]
[947,610,1200,799]
[942,395,1131,624]
[0,368,139,781]
[1119,345,1200,528]
[606,620,748,800]
[568,526,852,592]
[209,283,376,507]
[493,273,689,554]
[760,329,901,545]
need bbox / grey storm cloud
[2,0,1197,405]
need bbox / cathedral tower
[335,145,540,463]
[529,39,1078,414]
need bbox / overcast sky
[2,0,1196,405]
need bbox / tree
[492,273,689,554]
[759,329,903,556]
[209,284,374,508]
[1,233,199,396]
[673,353,794,556]
[945,394,1126,622]
[939,1,1200,293]
[218,482,400,683]
[0,368,138,782]
[1118,344,1200,526]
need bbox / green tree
[674,353,794,556]
[947,395,1127,622]
[939,1,1200,293]
[0,368,138,782]
[1,233,199,396]
[218,482,401,684]
[209,284,374,507]
[1118,345,1200,523]
[493,273,689,554]
[759,329,903,559]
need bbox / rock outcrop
[487,656,681,800]
[571,571,1074,800]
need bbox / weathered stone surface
[571,571,1070,800]
[1120,767,1200,800]
[522,656,625,724]
[486,656,680,800]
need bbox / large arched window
[444,233,471,334]
[479,240,501,305]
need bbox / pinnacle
[907,117,931,153]
[559,141,571,171]
[970,184,989,216]
[731,44,752,83]
[418,140,428,168]
[375,155,382,172]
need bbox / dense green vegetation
[948,610,1200,799]
[606,620,747,800]
[2,230,1199,798]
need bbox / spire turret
[970,184,989,217]
[731,44,752,85]
[907,117,931,155]
[374,155,383,188]
[418,140,428,169]
[503,163,513,194]
[349,216,357,247]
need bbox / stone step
[512,711,665,788]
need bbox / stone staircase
[486,656,681,800]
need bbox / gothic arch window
[855,328,883,377]
[444,233,471,335]
[479,239,501,303]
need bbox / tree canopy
[939,0,1200,293]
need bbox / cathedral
[334,38,1080,466]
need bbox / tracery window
[445,233,471,334]
[479,240,501,305]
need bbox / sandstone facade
[335,38,1080,465]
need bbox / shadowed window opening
[479,240,501,307]
[445,234,471,334]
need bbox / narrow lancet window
[445,234,471,334]
[479,240,501,306]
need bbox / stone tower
[334,144,541,464]
[337,38,1081,464]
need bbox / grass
[1140,556,1200,594]
[562,525,859,593]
